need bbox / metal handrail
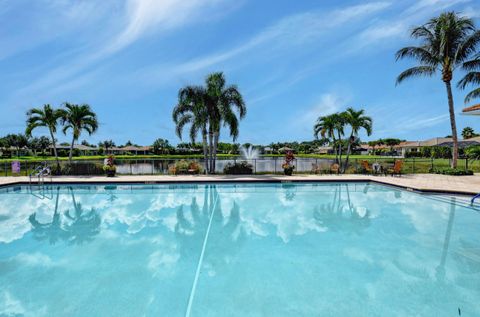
[29,162,51,185]
[471,193,480,205]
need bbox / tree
[382,138,402,153]
[152,138,171,154]
[2,134,28,157]
[461,126,476,139]
[81,140,96,147]
[172,72,246,174]
[396,12,480,168]
[28,136,51,155]
[342,108,372,172]
[204,72,246,173]
[25,104,63,167]
[173,85,210,172]
[314,113,345,164]
[61,103,98,163]
[98,140,115,154]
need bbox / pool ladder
[471,193,480,205]
[29,162,52,185]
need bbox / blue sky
[1,0,480,145]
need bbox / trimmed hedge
[429,167,474,176]
[223,161,253,174]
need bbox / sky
[1,0,480,146]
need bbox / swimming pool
[0,182,479,316]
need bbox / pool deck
[0,173,477,195]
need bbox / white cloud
[104,0,227,55]
[6,0,235,108]
[385,113,450,134]
[296,93,349,128]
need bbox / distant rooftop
[463,104,480,115]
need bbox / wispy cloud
[296,92,351,129]
[344,0,473,54]
[104,0,228,55]
[136,2,393,90]
[5,0,236,108]
[376,113,450,136]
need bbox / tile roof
[463,104,480,113]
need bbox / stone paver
[0,174,478,195]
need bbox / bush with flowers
[282,151,295,175]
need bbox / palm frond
[396,66,436,85]
[458,71,480,89]
[465,87,480,103]
[395,46,437,65]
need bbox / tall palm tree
[61,103,98,163]
[204,72,246,173]
[172,85,210,173]
[314,113,345,164]
[343,108,372,172]
[25,104,63,168]
[395,12,480,168]
[172,73,246,174]
[458,54,480,104]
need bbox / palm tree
[99,140,115,154]
[342,108,372,172]
[172,72,246,174]
[204,72,246,173]
[61,103,98,163]
[395,12,480,168]
[25,104,63,168]
[461,126,476,139]
[173,85,210,173]
[314,113,345,164]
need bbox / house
[50,144,98,156]
[314,146,334,154]
[113,146,152,155]
[395,137,480,157]
[462,104,480,115]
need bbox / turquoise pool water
[0,182,479,316]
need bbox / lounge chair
[330,163,340,174]
[360,160,373,174]
[387,160,403,177]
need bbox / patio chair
[387,160,403,177]
[330,163,340,174]
[360,160,373,174]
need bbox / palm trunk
[202,128,209,175]
[69,134,75,164]
[331,135,338,164]
[337,132,343,172]
[445,81,458,168]
[212,131,219,173]
[49,129,60,170]
[343,133,354,173]
[208,129,214,173]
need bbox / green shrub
[224,161,253,174]
[429,167,473,176]
[169,160,201,175]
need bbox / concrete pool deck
[0,173,478,195]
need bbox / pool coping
[0,175,477,197]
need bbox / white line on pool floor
[185,187,219,317]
